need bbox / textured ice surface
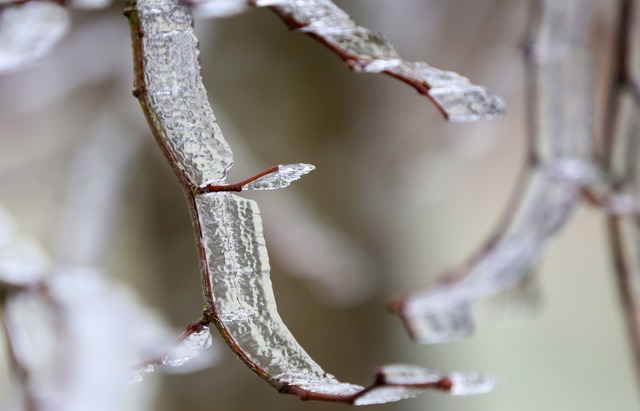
[161,326,213,366]
[0,2,70,74]
[244,164,315,190]
[398,0,595,344]
[253,0,506,121]
[195,193,494,403]
[137,0,233,185]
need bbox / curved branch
[249,0,506,122]
[125,0,496,403]
[392,0,599,343]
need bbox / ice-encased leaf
[194,193,494,403]
[0,2,70,74]
[161,326,213,367]
[125,364,155,384]
[394,0,597,343]
[243,164,315,190]
[132,0,234,186]
[250,0,506,121]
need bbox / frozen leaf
[0,2,70,74]
[243,163,315,190]
[393,0,597,343]
[130,0,234,186]
[161,326,213,367]
[193,193,494,403]
[250,0,506,121]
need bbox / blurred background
[1,0,639,410]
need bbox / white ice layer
[244,164,315,190]
[0,2,70,74]
[161,326,213,367]
[138,0,234,186]
[251,0,506,121]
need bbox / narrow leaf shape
[128,0,234,187]
[243,163,315,190]
[393,0,598,343]
[250,0,506,121]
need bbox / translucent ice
[161,326,213,367]
[136,0,234,186]
[0,2,70,74]
[252,0,506,121]
[194,193,495,403]
[244,164,315,190]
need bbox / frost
[244,164,315,190]
[251,0,506,121]
[161,326,213,367]
[0,2,70,74]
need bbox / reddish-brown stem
[196,165,279,194]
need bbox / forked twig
[125,0,497,403]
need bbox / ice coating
[251,0,506,121]
[194,193,494,403]
[243,164,315,190]
[0,2,70,74]
[133,0,234,186]
[395,0,596,343]
[161,326,213,366]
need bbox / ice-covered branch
[392,0,601,343]
[125,0,496,403]
[605,0,640,382]
[247,0,506,122]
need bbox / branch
[392,0,600,343]
[125,0,496,403]
[248,0,506,122]
[604,0,640,383]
